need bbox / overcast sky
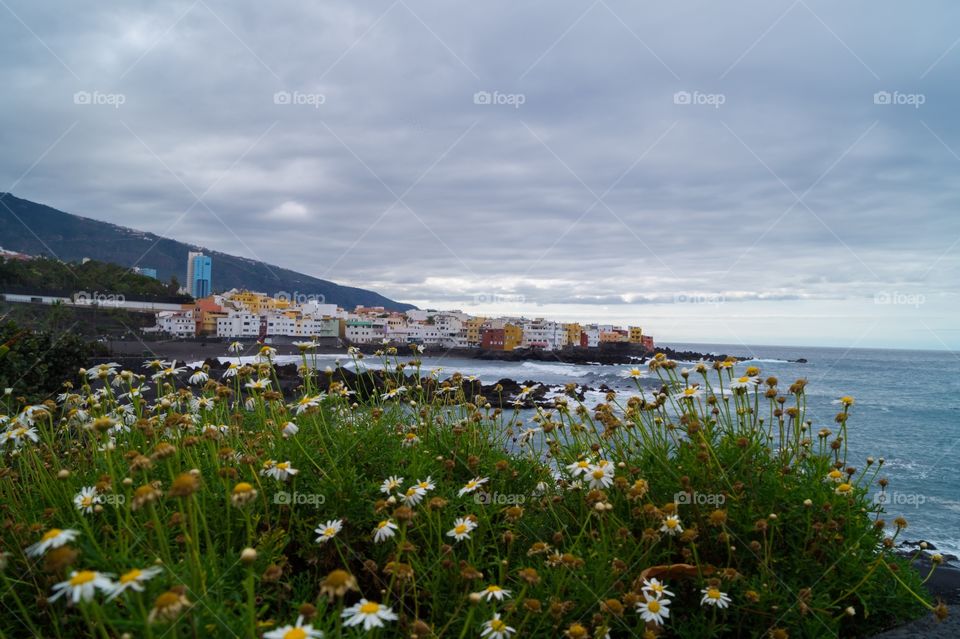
[2,1,958,350]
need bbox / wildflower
[314,520,343,544]
[401,485,427,506]
[264,615,324,639]
[293,341,319,352]
[342,599,398,631]
[26,528,80,557]
[566,458,592,477]
[402,432,420,447]
[168,472,200,498]
[636,595,671,626]
[293,394,324,415]
[73,486,102,514]
[2,425,39,448]
[660,515,683,536]
[261,460,298,482]
[415,477,436,492]
[380,476,404,494]
[188,370,209,385]
[700,587,732,608]
[641,578,675,599]
[106,566,163,600]
[458,477,489,497]
[481,613,516,639]
[381,386,407,400]
[477,585,511,602]
[245,379,271,391]
[730,375,759,390]
[319,569,358,598]
[447,517,477,542]
[281,421,299,437]
[131,483,163,510]
[228,341,243,353]
[824,469,844,483]
[679,386,702,400]
[222,362,240,379]
[49,570,115,603]
[148,589,191,623]
[241,548,258,564]
[623,368,647,379]
[374,519,398,543]
[587,463,614,489]
[840,396,855,407]
[231,482,259,507]
[835,483,854,496]
[258,346,278,361]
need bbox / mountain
[0,193,415,311]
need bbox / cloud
[0,0,958,348]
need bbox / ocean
[240,343,960,555]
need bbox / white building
[521,319,567,351]
[152,310,195,338]
[345,320,386,343]
[217,311,262,338]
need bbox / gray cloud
[1,0,958,348]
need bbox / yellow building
[629,326,643,344]
[503,323,523,351]
[465,317,487,346]
[230,290,290,314]
[599,330,628,343]
[564,323,582,347]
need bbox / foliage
[0,348,940,638]
[0,320,90,401]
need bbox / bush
[0,348,940,638]
[0,320,90,401]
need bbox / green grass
[0,349,938,638]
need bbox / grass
[0,345,944,638]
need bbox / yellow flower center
[455,524,468,535]
[41,528,62,542]
[324,528,336,536]
[684,388,696,396]
[487,585,502,593]
[70,571,96,586]
[359,602,380,614]
[647,599,661,613]
[666,518,678,529]
[707,588,721,599]
[120,569,142,584]
[491,619,507,631]
[155,592,180,609]
[738,376,750,383]
[277,463,290,470]
[592,470,605,480]
[234,482,254,494]
[283,629,307,639]
[837,483,852,493]
[81,497,93,507]
[377,521,390,529]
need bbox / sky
[1,0,958,350]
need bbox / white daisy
[678,386,702,400]
[478,584,511,602]
[730,375,759,390]
[586,463,614,489]
[415,477,436,492]
[281,421,299,438]
[260,460,298,482]
[380,476,404,494]
[342,599,398,631]
[458,477,489,497]
[26,528,80,557]
[481,613,516,639]
[660,515,683,536]
[106,566,164,600]
[228,341,244,354]
[373,519,398,543]
[314,519,343,544]
[641,578,675,599]
[188,370,209,385]
[263,615,324,639]
[49,570,115,604]
[400,485,427,506]
[73,486,102,514]
[565,459,592,477]
[700,587,731,609]
[446,517,477,542]
[636,595,671,626]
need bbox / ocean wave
[518,361,591,377]
[742,358,792,364]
